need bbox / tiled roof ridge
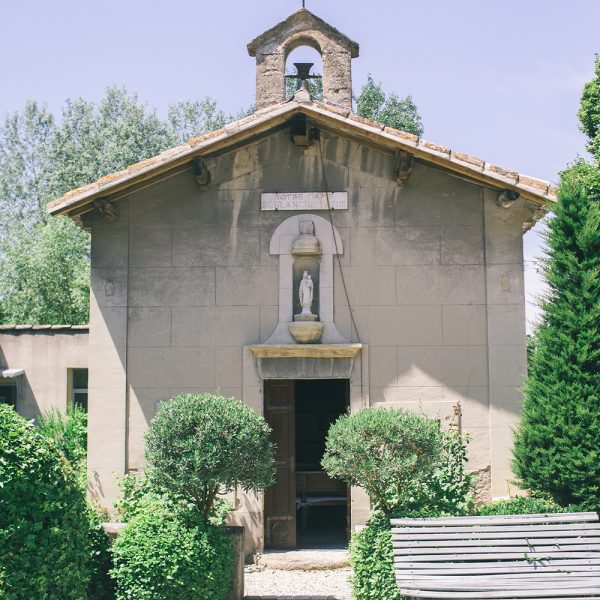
[0,324,89,331]
[46,100,557,216]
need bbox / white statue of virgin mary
[298,271,314,315]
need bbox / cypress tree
[514,56,600,508]
[513,104,600,507]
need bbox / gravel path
[244,565,352,599]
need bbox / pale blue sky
[2,0,598,329]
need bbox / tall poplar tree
[513,57,600,509]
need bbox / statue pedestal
[288,321,324,344]
[294,312,318,322]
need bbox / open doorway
[295,379,349,548]
[264,379,349,550]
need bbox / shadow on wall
[88,127,528,508]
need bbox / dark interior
[0,385,16,407]
[295,379,349,548]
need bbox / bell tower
[247,9,359,111]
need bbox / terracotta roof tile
[451,151,485,170]
[127,156,162,173]
[97,170,127,185]
[518,174,550,192]
[418,139,451,158]
[485,163,519,183]
[160,145,190,160]
[347,112,385,130]
[383,126,419,145]
[320,103,352,118]
[187,126,227,146]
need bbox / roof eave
[47,100,556,218]
[47,101,301,217]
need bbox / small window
[68,368,88,412]
[0,385,16,408]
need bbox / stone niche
[250,213,360,380]
[264,213,346,346]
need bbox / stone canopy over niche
[265,213,347,346]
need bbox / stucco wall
[84,127,535,551]
[0,327,89,420]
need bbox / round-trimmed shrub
[145,393,274,517]
[110,497,233,600]
[331,408,475,600]
[0,404,92,599]
[322,407,445,514]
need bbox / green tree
[0,216,90,325]
[513,56,600,510]
[322,407,444,515]
[513,166,600,508]
[38,405,88,488]
[578,54,600,159]
[111,496,233,600]
[0,101,55,233]
[47,86,176,200]
[355,75,424,135]
[145,393,274,518]
[168,97,229,143]
[0,87,228,325]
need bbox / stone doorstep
[253,549,350,571]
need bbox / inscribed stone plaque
[261,192,348,211]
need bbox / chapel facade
[3,9,556,556]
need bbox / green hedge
[350,513,402,600]
[477,496,585,516]
[0,405,93,599]
[88,508,115,600]
[110,497,233,600]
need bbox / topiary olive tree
[322,407,444,515]
[323,408,459,600]
[145,393,275,517]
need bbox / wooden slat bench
[391,512,600,599]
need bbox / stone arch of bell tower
[247,9,359,111]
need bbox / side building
[0,325,89,419]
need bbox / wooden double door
[264,379,349,549]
